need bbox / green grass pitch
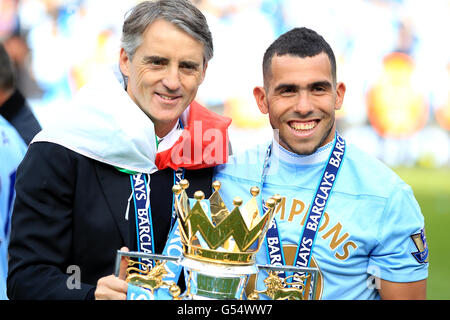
[394,166,450,300]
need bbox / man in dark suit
[7,0,231,300]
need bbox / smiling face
[119,19,207,137]
[254,52,346,155]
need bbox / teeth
[290,122,316,131]
[159,94,176,100]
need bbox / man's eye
[151,60,164,66]
[312,86,328,94]
[180,63,197,71]
[281,87,296,95]
[143,57,167,67]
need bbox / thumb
[118,246,130,280]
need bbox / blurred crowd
[1,0,449,167]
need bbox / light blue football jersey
[213,135,428,300]
[0,115,27,300]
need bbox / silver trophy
[115,180,319,300]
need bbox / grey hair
[121,0,213,65]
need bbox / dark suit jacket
[7,142,213,299]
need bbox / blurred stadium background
[1,0,448,299]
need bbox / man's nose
[294,90,314,115]
[162,66,181,91]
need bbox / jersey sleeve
[367,183,429,283]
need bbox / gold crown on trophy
[172,180,280,265]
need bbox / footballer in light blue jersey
[0,115,27,300]
[211,26,428,299]
[214,137,428,300]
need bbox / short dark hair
[262,27,336,86]
[0,43,15,90]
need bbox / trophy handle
[115,250,183,299]
[250,264,319,300]
[115,250,180,276]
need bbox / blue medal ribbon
[127,119,186,299]
[128,168,185,300]
[161,167,185,285]
[262,133,346,281]
[264,215,287,279]
[261,144,287,278]
[130,168,185,267]
[294,133,345,270]
[131,173,154,269]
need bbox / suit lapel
[94,162,132,249]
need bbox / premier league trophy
[115,180,319,300]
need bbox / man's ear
[119,48,130,77]
[335,81,346,111]
[253,86,269,114]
